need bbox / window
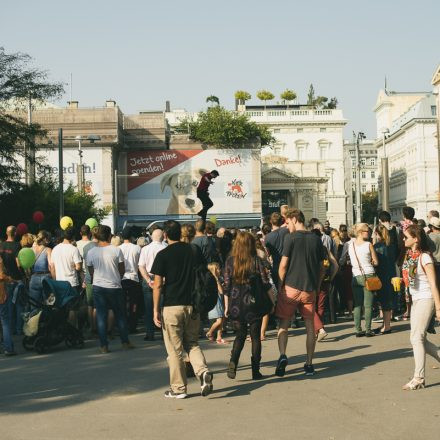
[274,147,281,155]
[349,150,355,157]
[369,158,376,166]
[297,128,303,133]
[371,184,376,191]
[295,141,307,160]
[432,106,437,116]
[352,171,356,179]
[297,147,304,160]
[351,159,356,166]
[320,128,326,133]
[371,171,375,179]
[362,184,367,192]
[361,171,366,179]
[319,146,327,160]
[273,128,280,133]
[360,159,366,166]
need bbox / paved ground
[1,318,440,440]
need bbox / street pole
[28,95,35,185]
[77,138,84,193]
[354,132,362,223]
[381,130,390,212]
[58,128,64,219]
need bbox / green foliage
[0,47,64,192]
[177,106,275,149]
[0,178,110,237]
[206,95,220,106]
[306,83,337,109]
[234,90,251,104]
[256,90,274,109]
[362,191,379,224]
[280,89,297,104]
[307,84,315,106]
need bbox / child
[206,262,227,344]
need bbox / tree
[362,191,379,224]
[326,97,338,109]
[0,178,110,236]
[206,95,220,107]
[176,106,275,149]
[280,89,297,108]
[0,47,64,192]
[234,90,251,105]
[306,83,338,109]
[256,90,274,110]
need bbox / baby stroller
[22,279,84,354]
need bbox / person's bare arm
[370,243,379,266]
[75,262,82,271]
[424,262,440,321]
[153,275,163,327]
[87,266,94,283]
[328,250,339,280]
[278,256,289,288]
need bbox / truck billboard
[126,149,261,217]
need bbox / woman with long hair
[29,230,52,308]
[373,224,395,334]
[223,231,274,380]
[348,223,379,337]
[402,225,440,390]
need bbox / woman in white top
[348,223,379,337]
[402,225,440,390]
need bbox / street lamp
[381,128,390,213]
[354,131,366,223]
[75,135,101,193]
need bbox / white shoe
[317,330,328,342]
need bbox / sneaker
[122,342,135,350]
[200,371,213,397]
[365,331,375,338]
[304,363,315,376]
[100,346,109,354]
[317,330,328,342]
[275,354,288,377]
[355,331,366,338]
[372,315,383,323]
[4,351,17,357]
[164,390,188,399]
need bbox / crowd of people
[1,204,440,398]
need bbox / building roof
[432,64,440,86]
[389,94,436,134]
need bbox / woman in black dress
[223,231,274,380]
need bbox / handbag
[352,242,382,291]
[248,258,274,316]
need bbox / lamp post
[75,135,101,193]
[381,128,390,213]
[354,131,366,223]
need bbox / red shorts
[275,285,316,321]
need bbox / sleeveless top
[348,241,375,277]
[33,247,49,273]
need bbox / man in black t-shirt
[275,209,326,378]
[264,212,289,286]
[151,220,213,399]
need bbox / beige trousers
[162,306,209,393]
[410,298,440,379]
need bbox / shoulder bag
[352,242,382,291]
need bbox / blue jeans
[0,291,14,353]
[29,274,50,310]
[93,286,129,347]
[142,280,154,335]
[6,282,25,335]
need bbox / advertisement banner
[126,149,261,216]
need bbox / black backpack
[192,264,218,316]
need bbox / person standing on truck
[197,170,219,222]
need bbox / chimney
[68,101,79,109]
[165,100,171,112]
[106,100,116,108]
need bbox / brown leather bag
[352,242,382,291]
[0,281,7,305]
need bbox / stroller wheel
[66,335,84,349]
[34,336,47,354]
[22,336,35,351]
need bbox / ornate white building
[243,104,348,226]
[374,89,439,220]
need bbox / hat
[429,217,440,229]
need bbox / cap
[429,217,440,229]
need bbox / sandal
[402,377,425,390]
[216,338,228,344]
[402,313,410,321]
[206,332,215,342]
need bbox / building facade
[374,90,439,220]
[242,104,348,226]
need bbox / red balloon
[16,223,28,236]
[33,211,44,224]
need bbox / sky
[2,0,439,138]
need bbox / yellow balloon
[60,216,73,230]
[209,215,217,225]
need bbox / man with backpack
[151,220,214,399]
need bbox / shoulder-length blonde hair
[231,231,257,284]
[375,224,390,246]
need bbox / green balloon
[85,218,98,229]
[18,248,36,270]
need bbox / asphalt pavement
[1,318,440,440]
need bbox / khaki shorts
[275,285,315,321]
